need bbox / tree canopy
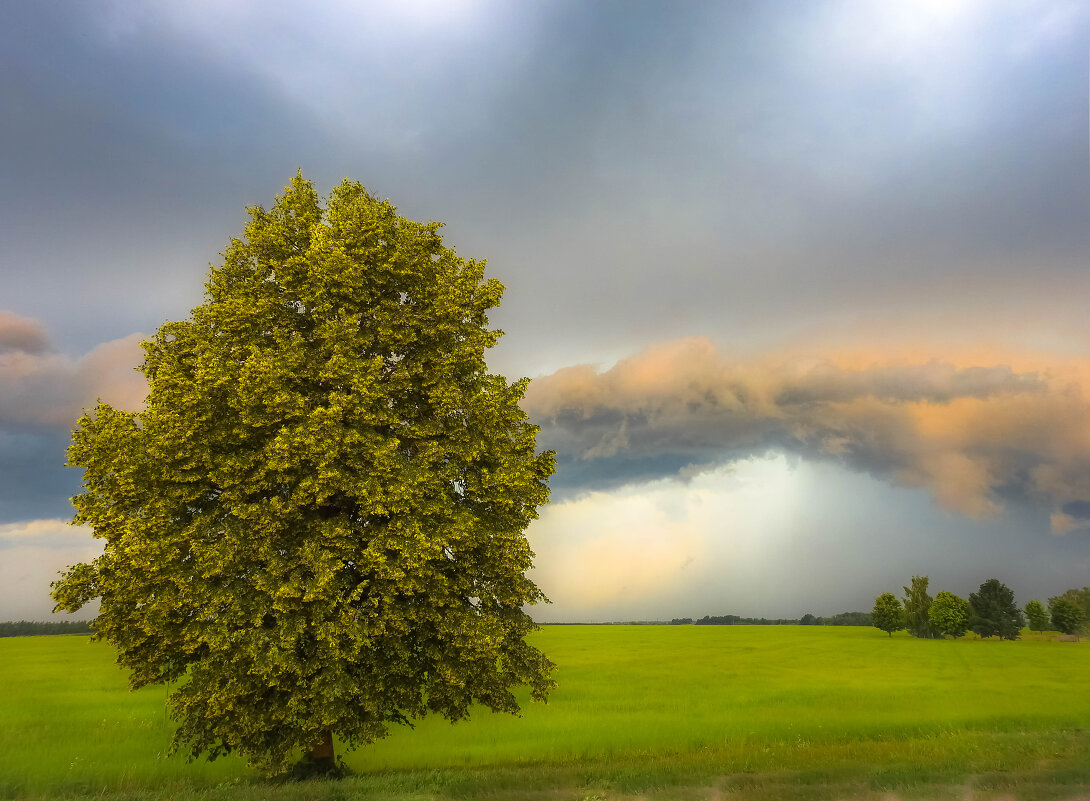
[969,579,1024,640]
[1047,596,1086,637]
[902,576,934,639]
[871,592,904,637]
[1023,600,1050,633]
[1052,587,1090,630]
[928,591,970,639]
[51,174,557,774]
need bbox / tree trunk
[308,730,335,770]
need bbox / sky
[2,0,1089,622]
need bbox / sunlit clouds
[529,457,805,619]
[0,311,51,354]
[527,453,1090,622]
[0,518,94,548]
[0,312,146,428]
[526,337,1090,531]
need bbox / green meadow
[3,625,1089,800]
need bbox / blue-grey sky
[2,0,1089,621]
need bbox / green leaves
[902,575,934,639]
[969,578,1024,640]
[1024,599,1050,632]
[1046,596,1085,636]
[871,592,903,637]
[928,591,971,639]
[52,173,556,775]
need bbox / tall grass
[2,626,1088,799]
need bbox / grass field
[2,626,1089,800]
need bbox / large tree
[928,591,970,639]
[902,576,934,639]
[871,592,904,637]
[969,579,1024,640]
[51,174,557,775]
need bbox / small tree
[51,174,557,775]
[1023,600,1050,633]
[902,576,934,638]
[872,593,904,637]
[928,591,971,639]
[1048,597,1087,639]
[969,579,1024,640]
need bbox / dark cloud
[525,337,1090,526]
[548,450,732,497]
[3,1,1087,371]
[1062,500,1090,520]
[0,430,82,522]
[0,2,332,347]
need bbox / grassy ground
[2,626,1088,800]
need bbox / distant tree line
[695,615,796,625]
[871,578,1090,640]
[0,620,94,637]
[669,611,872,626]
[803,611,872,626]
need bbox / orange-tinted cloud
[0,311,51,355]
[0,312,146,429]
[524,337,1090,532]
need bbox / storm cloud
[526,337,1090,529]
[3,1,1089,619]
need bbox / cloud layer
[0,312,146,429]
[0,518,95,549]
[525,337,1090,529]
[2,3,1089,620]
[0,313,147,523]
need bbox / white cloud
[0,519,95,548]
[0,520,101,621]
